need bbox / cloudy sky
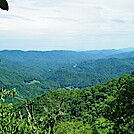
[0,0,134,50]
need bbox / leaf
[0,0,9,11]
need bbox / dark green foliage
[13,72,134,133]
[0,50,134,101]
[0,49,134,133]
[0,0,9,11]
[47,58,134,88]
[104,73,134,133]
[1,72,134,133]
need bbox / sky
[0,0,134,51]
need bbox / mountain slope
[47,57,134,88]
[0,49,134,99]
[13,72,134,133]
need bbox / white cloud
[0,0,134,50]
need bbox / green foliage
[11,72,133,133]
[0,89,48,133]
[0,50,134,101]
[55,121,92,134]
[0,50,134,133]
[91,117,114,134]
[104,73,134,133]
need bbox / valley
[0,48,134,133]
[0,49,134,99]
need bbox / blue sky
[0,0,134,50]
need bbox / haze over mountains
[0,48,134,99]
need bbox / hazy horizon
[0,47,134,52]
[1,0,134,50]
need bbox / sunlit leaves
[0,72,134,133]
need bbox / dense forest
[1,72,134,133]
[0,48,134,133]
[0,49,134,99]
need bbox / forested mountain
[1,72,134,133]
[0,49,134,73]
[47,57,134,88]
[119,47,134,52]
[0,49,122,63]
[0,49,134,99]
[107,51,134,59]
[0,48,134,133]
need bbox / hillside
[47,57,134,88]
[0,49,134,99]
[2,72,134,133]
[107,51,134,59]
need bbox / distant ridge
[118,47,134,52]
[0,48,134,62]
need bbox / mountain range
[0,48,134,99]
